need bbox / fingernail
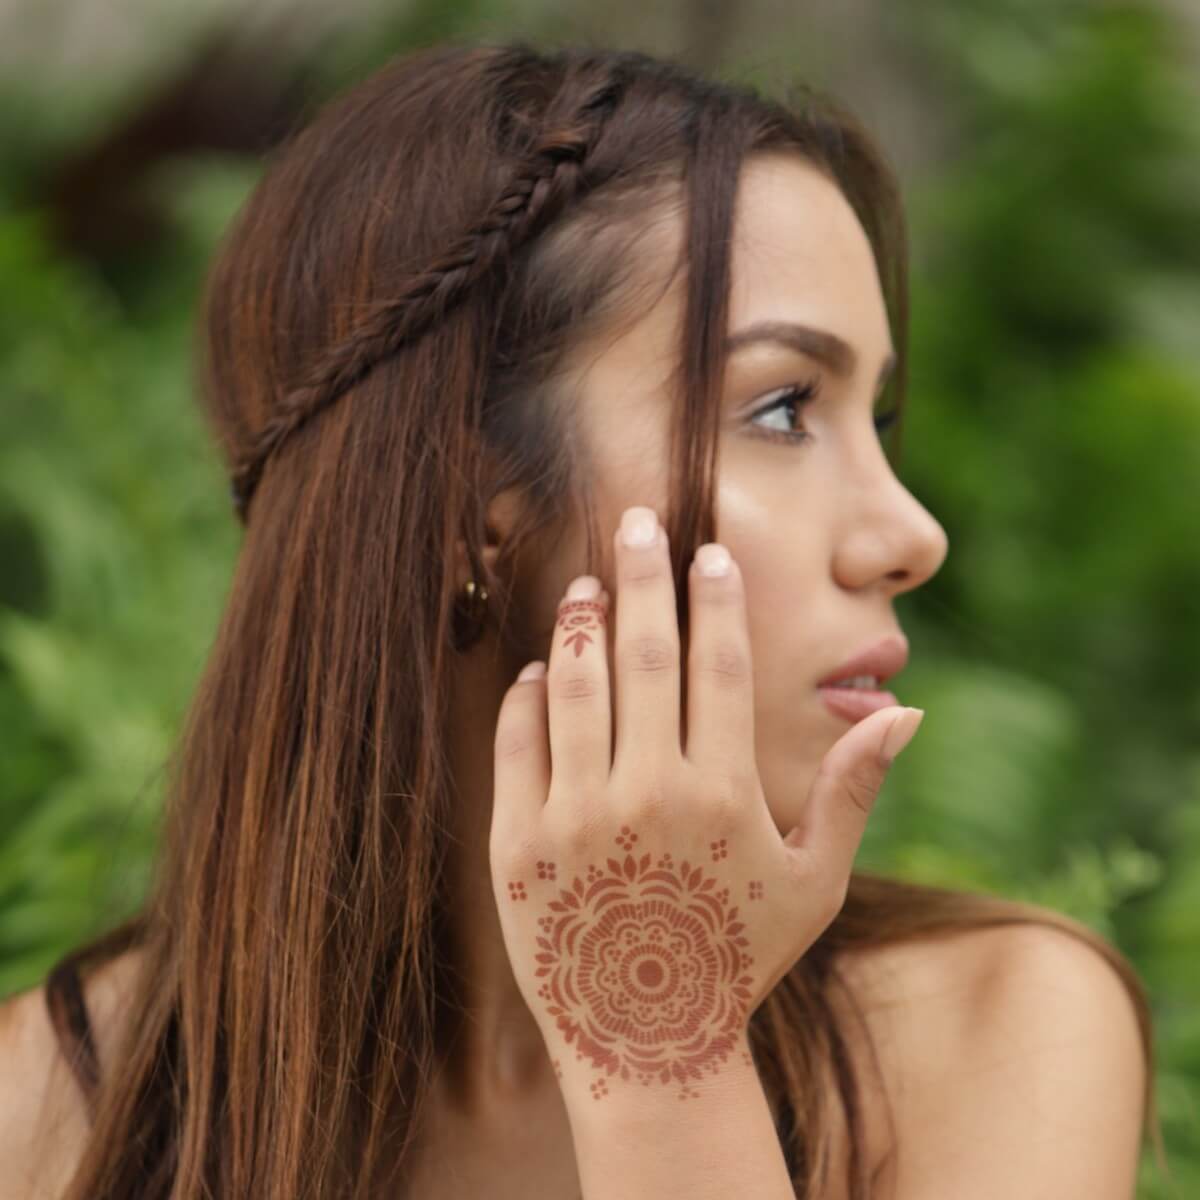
[620,506,659,548]
[565,575,602,600]
[518,661,547,682]
[694,543,731,577]
[881,707,925,764]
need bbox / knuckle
[545,805,599,856]
[713,765,756,807]
[552,669,603,705]
[620,558,665,588]
[494,725,534,763]
[704,789,740,833]
[613,770,672,825]
[490,825,541,872]
[638,783,672,821]
[694,642,750,689]
[703,768,756,827]
[561,820,592,858]
[693,573,743,605]
[839,764,881,817]
[623,794,668,831]
[624,633,677,675]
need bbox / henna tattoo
[555,597,607,657]
[531,825,754,1101]
[748,880,764,900]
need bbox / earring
[452,577,490,650]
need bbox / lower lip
[818,684,899,722]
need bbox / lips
[817,633,909,688]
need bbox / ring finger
[546,574,612,797]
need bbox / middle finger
[610,505,682,780]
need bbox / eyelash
[747,377,901,446]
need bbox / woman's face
[521,151,949,839]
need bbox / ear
[454,486,526,585]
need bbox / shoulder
[0,979,93,1198]
[0,948,145,1198]
[838,922,1148,1198]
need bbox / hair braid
[229,63,629,523]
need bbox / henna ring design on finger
[555,597,608,657]
[529,825,755,1100]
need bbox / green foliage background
[1,0,1196,1193]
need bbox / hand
[489,505,924,1102]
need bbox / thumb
[783,706,925,872]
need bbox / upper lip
[817,633,909,687]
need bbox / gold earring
[452,577,490,650]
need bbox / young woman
[2,40,1165,1200]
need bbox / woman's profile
[0,39,1167,1200]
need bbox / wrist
[551,1025,761,1122]
[554,1028,795,1200]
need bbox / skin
[439,151,949,1132]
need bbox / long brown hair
[43,40,1168,1199]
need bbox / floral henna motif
[525,824,755,1100]
[555,597,607,658]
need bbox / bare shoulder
[0,948,146,1199]
[0,977,94,1199]
[834,921,1148,1198]
[824,927,988,1185]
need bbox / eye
[745,379,821,444]
[746,377,901,446]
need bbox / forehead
[560,151,894,477]
[728,152,891,351]
[569,152,893,382]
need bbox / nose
[834,468,949,598]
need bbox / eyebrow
[724,320,897,393]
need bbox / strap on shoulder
[44,952,102,1106]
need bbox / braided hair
[228,59,630,523]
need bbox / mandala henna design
[555,598,607,658]
[532,824,755,1100]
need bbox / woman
[3,40,1164,1199]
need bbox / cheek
[755,593,847,838]
[748,613,828,836]
[729,538,830,837]
[735,532,823,705]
